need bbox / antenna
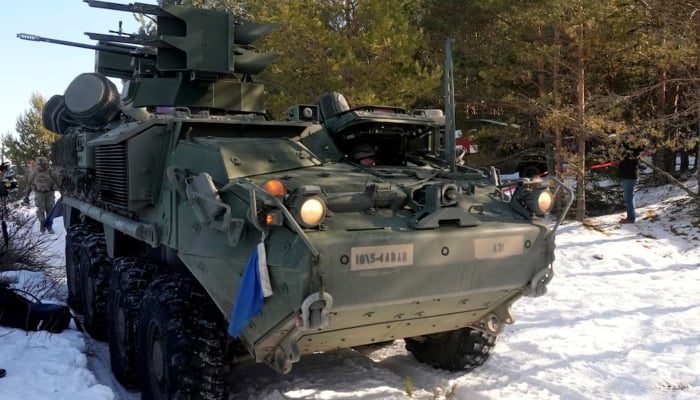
[444,38,457,172]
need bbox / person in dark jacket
[618,136,647,224]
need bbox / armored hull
[55,112,567,374]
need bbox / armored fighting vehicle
[21,1,572,398]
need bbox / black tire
[318,91,350,121]
[64,72,121,127]
[107,257,162,388]
[66,224,89,312]
[405,328,497,372]
[79,233,111,340]
[42,94,63,133]
[138,275,229,400]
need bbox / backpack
[0,283,72,333]
[32,170,55,192]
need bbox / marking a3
[474,236,524,259]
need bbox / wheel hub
[84,272,94,317]
[115,292,127,355]
[147,320,166,398]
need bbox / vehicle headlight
[287,185,327,228]
[536,190,554,214]
[294,196,326,228]
[527,189,554,216]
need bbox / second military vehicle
[22,1,572,398]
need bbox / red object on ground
[589,160,620,170]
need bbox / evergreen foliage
[10,0,700,215]
[3,93,57,167]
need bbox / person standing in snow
[22,156,59,234]
[618,135,648,224]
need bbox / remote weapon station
[20,1,572,398]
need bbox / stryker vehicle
[21,1,573,399]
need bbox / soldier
[351,143,377,166]
[618,135,649,224]
[23,156,59,234]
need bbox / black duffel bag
[0,282,72,333]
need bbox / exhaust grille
[94,143,128,208]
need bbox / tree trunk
[574,22,587,222]
[653,69,674,183]
[552,30,565,179]
[537,65,558,178]
[696,10,700,196]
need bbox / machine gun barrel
[16,33,154,59]
[84,0,167,16]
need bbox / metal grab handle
[545,176,575,237]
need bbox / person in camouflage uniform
[23,156,59,234]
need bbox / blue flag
[228,248,265,337]
[43,197,63,229]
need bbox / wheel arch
[104,225,150,259]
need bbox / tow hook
[299,292,333,331]
[264,292,333,374]
[267,329,301,374]
[476,301,516,335]
[527,266,554,297]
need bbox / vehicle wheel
[64,73,121,127]
[42,94,63,133]
[79,232,111,340]
[520,165,540,178]
[405,327,497,372]
[66,224,89,312]
[108,257,161,388]
[138,274,229,400]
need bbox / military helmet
[36,156,49,168]
[352,143,376,160]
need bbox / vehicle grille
[94,143,128,208]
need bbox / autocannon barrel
[16,33,154,59]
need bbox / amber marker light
[262,179,286,197]
[264,210,284,226]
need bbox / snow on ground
[0,214,115,400]
[1,179,699,400]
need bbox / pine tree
[160,0,441,117]
[2,93,58,168]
